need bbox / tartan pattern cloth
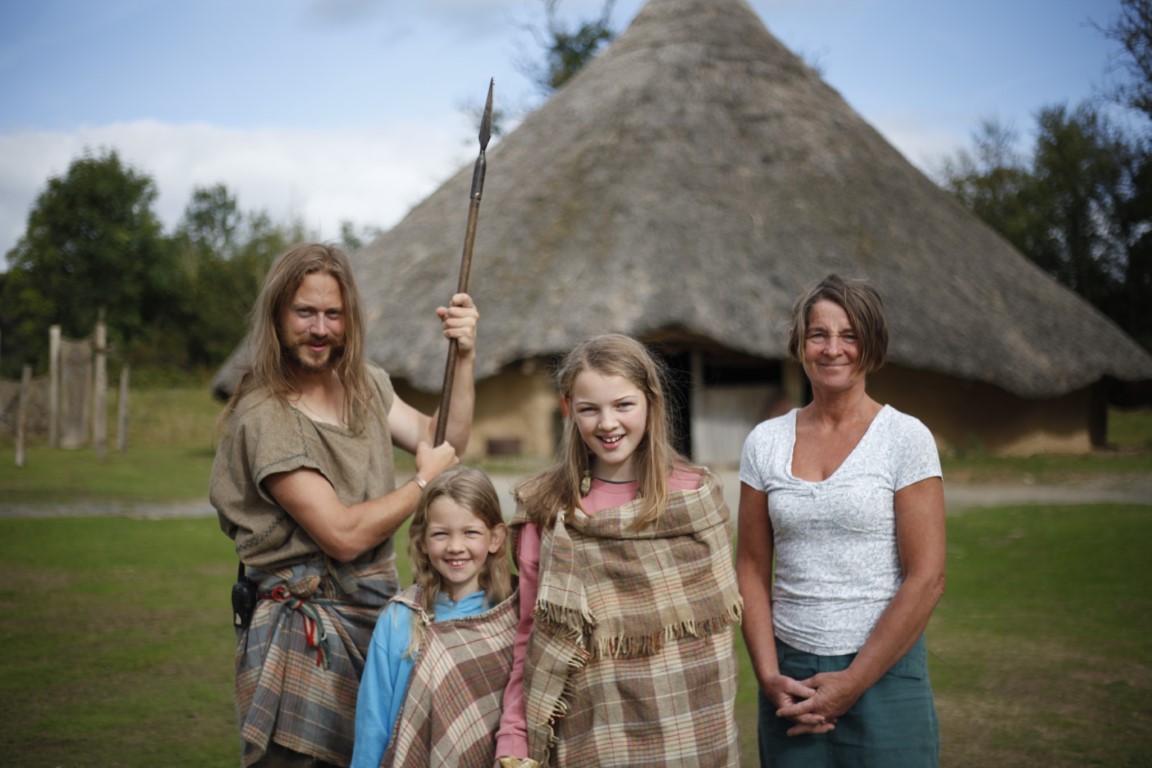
[236,557,398,767]
[516,472,743,767]
[382,585,519,768]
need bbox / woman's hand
[776,668,867,736]
[764,673,837,735]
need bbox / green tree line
[0,149,378,382]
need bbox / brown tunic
[211,365,398,569]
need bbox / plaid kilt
[236,557,398,767]
[382,586,519,768]
[518,472,742,767]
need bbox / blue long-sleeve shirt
[351,589,488,768]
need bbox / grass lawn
[2,505,1150,767]
[2,390,1151,765]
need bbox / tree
[938,119,1050,261]
[166,185,306,369]
[338,220,383,252]
[1098,0,1152,121]
[459,0,617,141]
[178,183,242,259]
[0,148,175,375]
[936,1,1152,353]
[938,103,1151,351]
[519,0,617,94]
[1030,104,1132,301]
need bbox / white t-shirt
[739,405,941,655]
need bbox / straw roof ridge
[214,0,1152,400]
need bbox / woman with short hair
[738,273,945,767]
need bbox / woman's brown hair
[787,273,889,374]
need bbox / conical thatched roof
[217,0,1152,400]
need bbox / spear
[435,78,494,447]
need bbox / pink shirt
[494,469,701,758]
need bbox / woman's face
[569,370,648,482]
[802,299,866,394]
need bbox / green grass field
[1,389,1151,766]
[2,505,1150,767]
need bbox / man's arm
[389,292,478,457]
[262,441,456,562]
[264,294,479,562]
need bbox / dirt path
[3,472,1149,519]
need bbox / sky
[0,0,1129,265]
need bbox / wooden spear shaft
[435,78,493,447]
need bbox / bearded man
[211,242,478,767]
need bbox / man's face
[280,272,346,374]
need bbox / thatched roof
[216,0,1152,400]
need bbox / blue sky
[0,0,1126,262]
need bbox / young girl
[494,334,743,767]
[352,466,517,768]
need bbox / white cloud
[0,117,477,263]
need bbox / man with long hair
[211,243,478,767]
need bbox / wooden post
[93,320,107,461]
[117,365,130,453]
[16,365,32,467]
[49,325,60,448]
[782,358,806,407]
[689,349,704,462]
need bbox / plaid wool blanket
[516,472,742,767]
[382,585,519,768]
[236,557,398,767]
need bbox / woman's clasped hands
[769,668,868,736]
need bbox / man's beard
[284,339,345,375]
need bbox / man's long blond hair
[220,243,377,432]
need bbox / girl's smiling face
[423,497,505,601]
[569,370,649,482]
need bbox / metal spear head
[479,78,494,150]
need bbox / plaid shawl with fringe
[382,585,519,768]
[236,556,397,767]
[515,471,742,767]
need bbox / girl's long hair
[515,334,694,532]
[219,243,378,433]
[405,466,512,658]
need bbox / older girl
[495,334,742,767]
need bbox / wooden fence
[2,323,130,465]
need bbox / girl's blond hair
[405,466,511,658]
[515,334,697,532]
